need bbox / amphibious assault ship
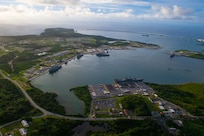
[49,65,62,74]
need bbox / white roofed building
[19,128,27,136]
[21,120,29,127]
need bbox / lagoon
[31,29,204,115]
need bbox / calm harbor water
[31,28,204,115]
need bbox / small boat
[197,39,204,42]
[142,34,149,37]
[170,53,175,58]
[104,49,108,53]
[77,53,83,59]
[185,69,191,72]
[96,52,110,57]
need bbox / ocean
[31,22,204,115]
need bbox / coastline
[28,68,49,81]
[169,50,204,60]
[28,45,156,82]
[28,55,76,81]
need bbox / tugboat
[49,65,62,74]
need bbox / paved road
[0,70,53,116]
[89,100,94,118]
[1,69,202,135]
[0,70,149,126]
[1,70,200,121]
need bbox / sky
[0,0,204,26]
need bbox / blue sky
[0,0,203,26]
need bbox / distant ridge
[40,28,84,37]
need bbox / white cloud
[173,5,192,16]
[0,6,10,12]
[0,5,33,13]
[0,0,197,26]
[16,0,149,6]
[16,0,81,6]
[115,0,150,6]
[81,0,149,6]
[0,4,135,25]
[150,5,193,20]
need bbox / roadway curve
[0,70,53,116]
[0,70,149,122]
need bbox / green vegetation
[26,117,165,136]
[0,79,41,125]
[179,119,204,136]
[1,28,204,135]
[165,120,178,128]
[27,86,65,115]
[27,117,82,136]
[175,50,204,60]
[108,41,130,46]
[0,50,6,57]
[163,119,204,136]
[190,53,204,59]
[130,41,160,48]
[119,95,151,116]
[40,28,117,47]
[49,44,67,53]
[0,64,11,73]
[0,121,22,136]
[71,86,92,116]
[13,60,40,73]
[0,51,18,63]
[41,28,83,37]
[88,119,165,136]
[0,28,160,75]
[80,36,114,47]
[0,50,40,73]
[54,50,76,61]
[144,97,161,112]
[148,83,204,115]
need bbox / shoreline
[169,50,204,60]
[28,55,77,81]
[28,46,141,82]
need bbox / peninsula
[170,50,204,60]
[0,28,160,80]
[0,28,203,136]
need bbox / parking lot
[89,78,155,99]
[93,98,117,111]
[88,78,189,118]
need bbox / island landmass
[170,50,204,60]
[0,28,203,136]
